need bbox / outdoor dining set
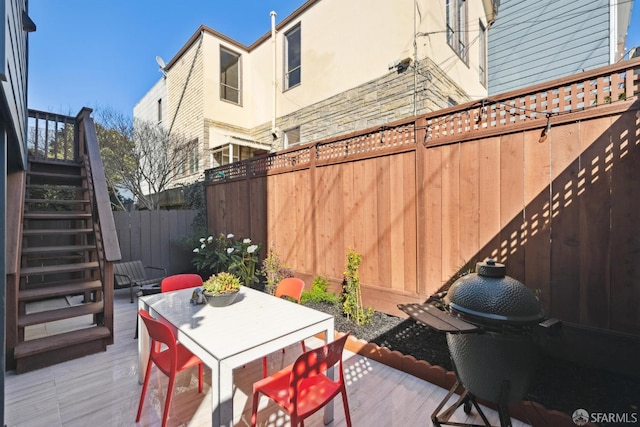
[136,274,352,427]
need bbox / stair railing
[76,108,121,341]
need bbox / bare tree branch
[95,108,197,210]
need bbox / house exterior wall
[132,78,167,128]
[1,0,32,422]
[488,0,631,95]
[2,0,30,170]
[165,35,206,186]
[135,0,494,187]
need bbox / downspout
[270,11,278,142]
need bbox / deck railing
[27,109,77,162]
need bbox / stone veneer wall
[251,57,472,148]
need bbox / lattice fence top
[423,59,639,146]
[206,123,416,183]
[205,58,640,183]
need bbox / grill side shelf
[398,303,479,334]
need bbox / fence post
[415,117,427,295]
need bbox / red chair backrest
[289,332,350,402]
[161,274,203,293]
[275,278,305,303]
[138,309,178,363]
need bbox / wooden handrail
[76,108,121,262]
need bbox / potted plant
[202,271,242,307]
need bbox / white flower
[247,244,258,254]
[243,238,251,244]
[201,243,206,249]
[193,248,199,253]
[227,233,234,239]
[199,237,206,243]
[227,247,234,254]
[207,236,214,243]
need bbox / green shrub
[301,276,339,305]
[259,247,294,295]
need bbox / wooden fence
[204,58,640,337]
[113,210,198,275]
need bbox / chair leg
[262,356,268,378]
[162,373,176,427]
[341,388,353,427]
[129,284,134,303]
[135,357,154,422]
[198,363,203,393]
[301,340,306,353]
[250,390,261,427]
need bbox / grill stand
[431,379,512,427]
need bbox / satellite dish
[155,55,166,69]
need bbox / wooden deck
[5,289,530,426]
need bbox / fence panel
[113,210,198,275]
[201,59,640,335]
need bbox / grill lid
[444,259,544,325]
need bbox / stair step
[14,326,109,359]
[19,280,102,302]
[27,171,82,185]
[28,157,83,168]
[20,261,99,276]
[25,198,90,205]
[18,301,104,327]
[22,228,94,236]
[22,245,96,255]
[23,211,91,220]
[26,184,83,190]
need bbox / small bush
[259,247,294,295]
[342,248,373,325]
[301,276,340,305]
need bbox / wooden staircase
[6,109,120,373]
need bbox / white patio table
[138,285,335,427]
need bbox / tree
[95,108,197,210]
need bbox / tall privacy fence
[203,58,640,337]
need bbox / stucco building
[134,0,497,187]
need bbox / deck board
[5,289,528,426]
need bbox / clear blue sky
[27,0,640,117]
[27,0,306,116]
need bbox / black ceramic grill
[398,259,561,427]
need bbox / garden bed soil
[304,302,640,427]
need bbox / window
[284,127,300,148]
[220,47,241,104]
[211,144,253,167]
[157,99,162,123]
[188,140,199,174]
[446,0,468,63]
[284,24,301,90]
[479,21,487,87]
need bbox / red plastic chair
[262,278,307,377]
[161,273,203,293]
[251,333,352,427]
[136,309,204,427]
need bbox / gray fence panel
[113,210,198,276]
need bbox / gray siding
[1,0,30,170]
[488,0,611,95]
